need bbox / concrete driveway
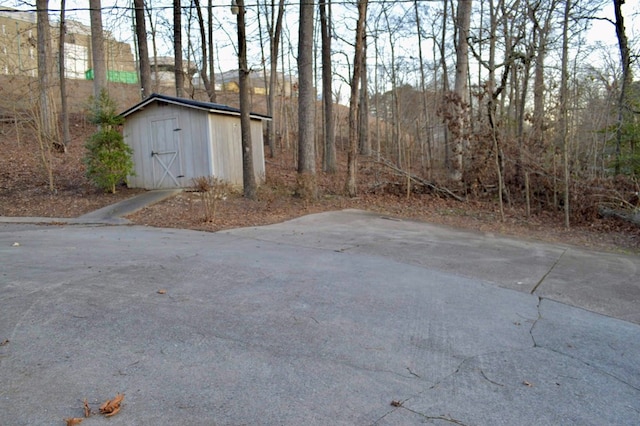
[1,209,639,425]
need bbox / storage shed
[120,93,270,189]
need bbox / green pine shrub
[83,89,134,193]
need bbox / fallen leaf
[157,289,167,294]
[99,393,124,416]
[105,405,121,417]
[0,339,8,346]
[83,398,91,417]
[65,418,83,426]
[523,381,533,387]
[12,242,20,247]
[390,400,403,407]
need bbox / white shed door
[150,117,183,188]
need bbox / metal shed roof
[120,93,272,121]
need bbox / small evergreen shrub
[83,89,134,193]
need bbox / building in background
[0,7,38,77]
[0,7,136,82]
[212,69,295,97]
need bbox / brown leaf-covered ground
[0,116,142,217]
[1,118,639,253]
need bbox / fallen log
[369,156,466,202]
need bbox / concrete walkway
[0,189,180,225]
[0,201,639,424]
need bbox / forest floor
[1,117,639,254]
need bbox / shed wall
[123,100,267,189]
[124,103,210,189]
[250,120,266,182]
[208,114,243,186]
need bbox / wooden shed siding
[125,103,212,189]
[123,95,268,189]
[208,114,243,186]
[124,106,152,188]
[250,120,266,182]
[177,105,211,182]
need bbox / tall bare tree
[448,0,472,182]
[174,0,184,97]
[193,0,215,102]
[320,0,336,171]
[345,0,368,196]
[207,0,216,102]
[236,0,257,199]
[36,0,54,133]
[89,0,106,96]
[414,0,432,175]
[613,0,632,175]
[531,0,559,152]
[134,0,152,98]
[36,0,56,189]
[266,0,285,158]
[58,0,70,150]
[297,0,317,195]
[358,39,370,156]
[144,1,159,92]
[559,0,571,228]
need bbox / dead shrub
[192,176,233,222]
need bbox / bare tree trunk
[58,0,70,151]
[381,6,400,166]
[373,34,380,160]
[487,0,504,219]
[559,0,571,228]
[193,0,215,102]
[36,0,53,134]
[345,0,367,197]
[174,0,184,97]
[448,0,472,182]
[134,0,152,98]
[144,1,159,92]
[89,0,106,96]
[236,0,257,199]
[185,4,195,96]
[297,0,316,196]
[207,0,216,102]
[613,0,632,175]
[414,0,432,177]
[267,0,285,158]
[320,0,336,172]
[36,0,56,189]
[440,0,450,170]
[358,39,370,156]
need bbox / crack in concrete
[530,248,567,294]
[371,357,470,424]
[372,400,468,425]
[529,296,543,348]
[534,342,640,393]
[480,369,504,387]
[530,299,640,393]
[401,408,469,425]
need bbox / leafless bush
[191,176,233,222]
